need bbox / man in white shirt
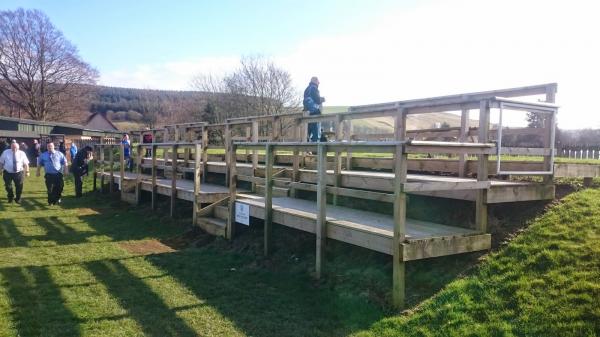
[0,140,30,204]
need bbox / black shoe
[56,199,62,205]
[14,198,20,204]
[7,198,13,203]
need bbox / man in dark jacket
[303,77,325,142]
[71,146,93,197]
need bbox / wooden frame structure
[90,83,572,310]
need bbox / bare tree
[0,8,98,121]
[190,56,300,123]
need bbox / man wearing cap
[0,140,30,204]
[37,142,68,205]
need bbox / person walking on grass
[71,146,93,198]
[303,76,325,142]
[0,140,30,204]
[37,142,68,205]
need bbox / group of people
[0,139,93,205]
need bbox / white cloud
[100,0,600,129]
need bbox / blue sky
[1,0,406,72]
[1,0,599,129]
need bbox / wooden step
[256,184,289,197]
[273,178,291,188]
[214,205,229,221]
[197,217,226,237]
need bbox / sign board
[235,202,250,226]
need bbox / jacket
[303,82,321,115]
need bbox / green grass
[0,176,599,336]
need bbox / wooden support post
[100,145,105,193]
[109,145,115,193]
[193,143,202,226]
[92,146,98,191]
[151,145,158,210]
[316,143,328,279]
[264,144,274,256]
[544,87,556,184]
[224,124,231,187]
[251,121,259,192]
[291,119,301,198]
[170,144,178,218]
[273,116,281,142]
[458,108,469,177]
[227,143,238,240]
[244,125,251,162]
[344,120,353,169]
[392,143,407,309]
[333,115,343,205]
[135,144,142,204]
[202,127,208,183]
[476,100,490,233]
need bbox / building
[85,112,119,131]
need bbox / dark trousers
[3,170,24,201]
[73,172,84,197]
[45,173,64,204]
[307,122,320,142]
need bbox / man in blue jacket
[37,142,68,205]
[303,77,325,142]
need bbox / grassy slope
[355,189,600,337]
[0,176,598,336]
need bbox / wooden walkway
[235,193,490,260]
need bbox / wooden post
[458,108,469,177]
[193,143,202,226]
[92,145,98,191]
[224,124,231,187]
[316,143,328,279]
[151,145,158,210]
[226,143,238,240]
[544,86,556,184]
[109,145,115,193]
[135,144,142,204]
[202,126,208,183]
[392,142,407,309]
[273,116,281,142]
[476,100,490,233]
[170,144,178,218]
[251,121,259,192]
[344,120,353,169]
[264,144,274,256]
[333,115,343,205]
[291,119,301,198]
[244,125,251,162]
[100,145,105,193]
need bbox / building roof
[85,113,119,131]
[0,115,87,130]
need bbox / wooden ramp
[235,193,491,261]
[99,171,232,203]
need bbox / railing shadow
[0,266,81,337]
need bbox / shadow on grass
[85,259,199,337]
[0,266,81,337]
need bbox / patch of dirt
[119,240,177,255]
[160,227,216,250]
[77,208,100,216]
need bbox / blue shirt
[69,143,78,160]
[122,140,131,158]
[38,151,67,174]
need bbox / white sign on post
[235,202,250,226]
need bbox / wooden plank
[500,147,552,156]
[227,143,237,239]
[476,100,490,233]
[264,144,274,255]
[315,144,328,279]
[288,182,395,203]
[251,120,259,192]
[402,234,491,261]
[403,180,490,192]
[333,115,343,205]
[170,144,178,218]
[135,144,142,204]
[151,144,157,210]
[109,145,115,193]
[193,143,202,225]
[458,109,469,177]
[393,143,407,309]
[202,127,208,183]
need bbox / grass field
[0,176,598,336]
